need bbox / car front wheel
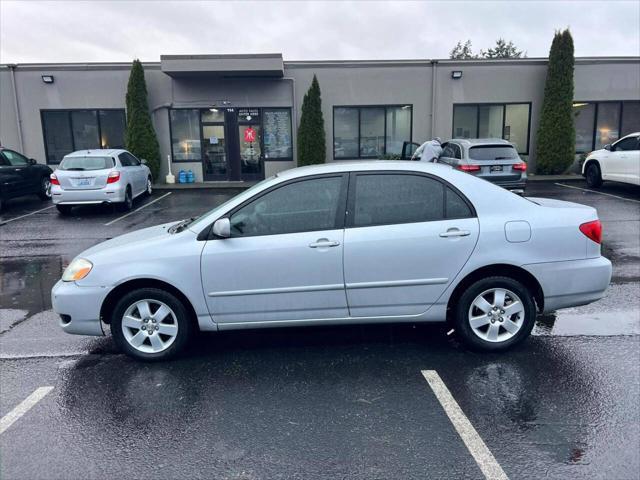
[585,162,603,188]
[453,276,536,352]
[38,176,52,200]
[111,288,193,361]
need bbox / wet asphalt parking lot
[1,180,639,480]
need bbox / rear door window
[351,173,445,227]
[469,145,518,161]
[59,156,114,171]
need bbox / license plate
[74,178,92,186]
[490,165,503,172]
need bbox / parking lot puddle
[0,256,62,316]
[534,310,640,336]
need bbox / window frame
[40,108,126,165]
[345,170,477,229]
[215,173,350,239]
[332,105,414,160]
[451,102,532,155]
[573,100,640,153]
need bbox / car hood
[80,221,178,258]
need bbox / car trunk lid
[56,155,115,190]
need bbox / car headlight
[62,258,93,282]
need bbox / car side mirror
[29,158,37,165]
[140,159,148,165]
[604,144,612,151]
[212,218,230,238]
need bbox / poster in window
[264,109,293,159]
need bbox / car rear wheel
[453,276,536,352]
[586,162,603,188]
[38,176,52,200]
[56,205,72,215]
[111,288,193,361]
[118,187,133,212]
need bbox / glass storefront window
[595,102,621,148]
[334,108,359,158]
[41,109,126,164]
[263,109,293,159]
[71,110,99,151]
[98,110,126,149]
[452,105,478,139]
[504,104,529,153]
[385,106,412,155]
[359,108,385,157]
[622,101,640,136]
[478,105,504,138]
[573,103,595,152]
[238,124,262,175]
[201,108,225,123]
[170,109,201,161]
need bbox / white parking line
[0,205,55,226]
[104,192,172,226]
[421,370,508,480]
[554,183,640,204]
[0,386,54,435]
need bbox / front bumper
[51,279,111,336]
[51,185,126,205]
[523,256,612,313]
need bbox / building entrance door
[201,108,265,182]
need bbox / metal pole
[430,60,438,139]
[8,65,25,152]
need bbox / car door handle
[309,239,340,248]
[439,229,471,238]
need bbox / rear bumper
[51,185,126,205]
[51,280,110,336]
[523,256,612,313]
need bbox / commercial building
[1,54,638,183]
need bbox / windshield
[468,146,518,161]
[59,156,114,171]
[187,176,277,230]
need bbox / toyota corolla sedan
[51,149,152,214]
[52,162,611,361]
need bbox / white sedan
[52,161,612,361]
[582,132,640,187]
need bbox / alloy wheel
[42,178,52,198]
[467,288,525,343]
[121,299,179,353]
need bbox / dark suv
[0,147,53,211]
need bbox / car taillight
[50,173,59,185]
[458,164,481,172]
[579,220,602,244]
[512,162,527,171]
[107,171,121,184]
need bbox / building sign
[238,108,260,122]
[244,127,257,143]
[264,109,293,159]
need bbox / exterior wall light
[42,75,54,84]
[451,71,463,80]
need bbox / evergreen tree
[535,29,575,174]
[297,75,326,166]
[450,40,477,59]
[125,59,161,179]
[481,38,525,58]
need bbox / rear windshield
[59,156,114,171]
[468,146,518,161]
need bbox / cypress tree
[535,29,575,174]
[297,75,326,166]
[125,59,161,179]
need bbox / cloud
[1,0,638,63]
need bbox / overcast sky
[1,0,639,64]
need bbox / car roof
[275,160,456,180]
[64,149,127,158]
[447,138,513,147]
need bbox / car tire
[111,288,193,361]
[145,176,153,196]
[453,276,536,352]
[38,176,52,201]
[585,162,603,188]
[56,205,72,215]
[118,186,133,212]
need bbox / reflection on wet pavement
[0,256,62,315]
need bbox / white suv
[582,132,640,187]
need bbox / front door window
[239,124,262,177]
[202,125,227,179]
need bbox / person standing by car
[412,137,443,162]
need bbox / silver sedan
[51,149,152,215]
[52,161,611,360]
